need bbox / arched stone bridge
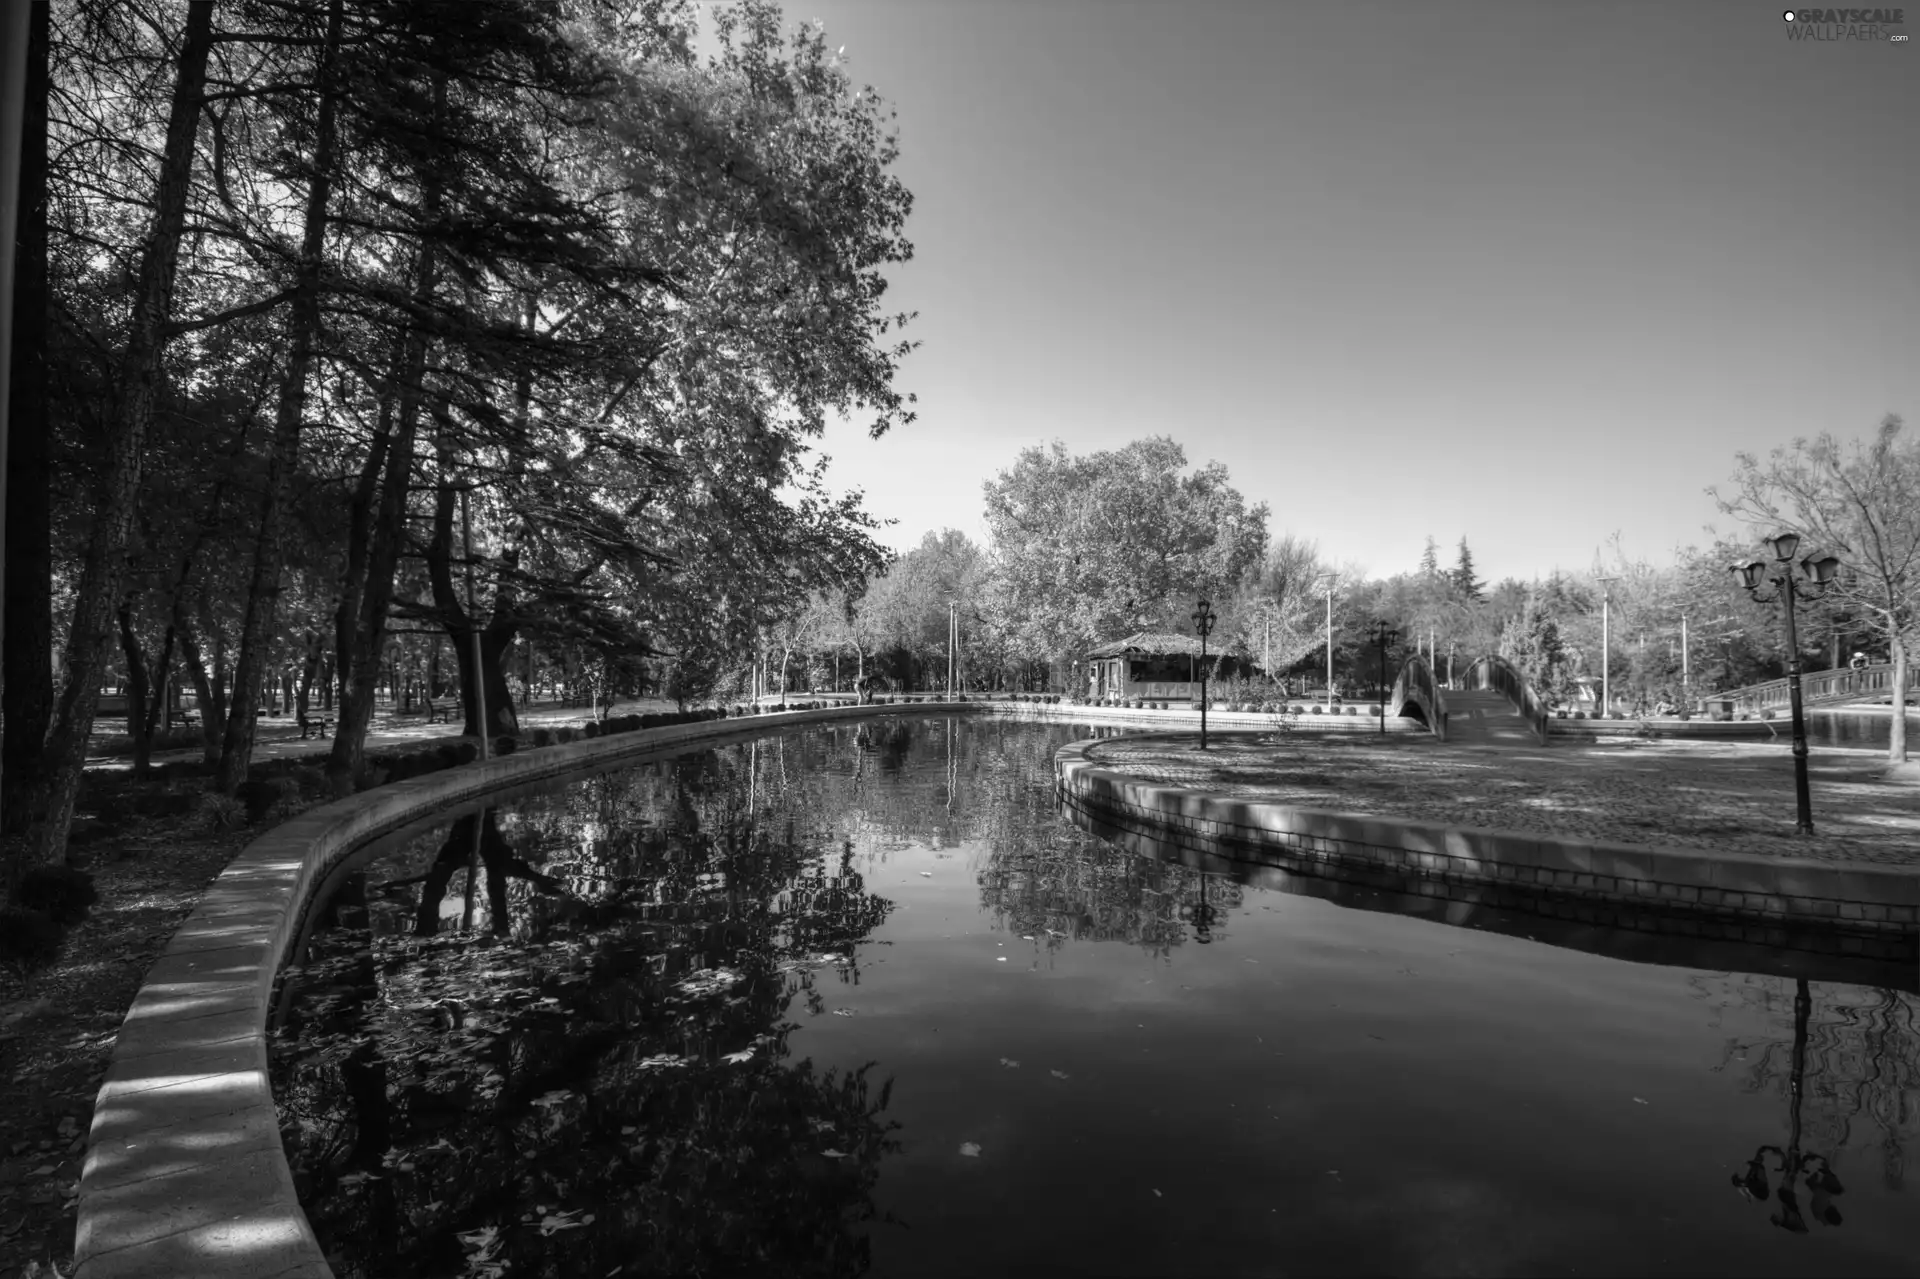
[1387,653,1549,748]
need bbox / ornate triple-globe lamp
[1728,533,1841,834]
[1192,598,1217,749]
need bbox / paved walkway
[1084,732,1920,867]
[84,699,655,770]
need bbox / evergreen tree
[1452,537,1483,602]
[1418,535,1439,577]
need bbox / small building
[1085,631,1240,703]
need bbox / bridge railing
[1710,661,1913,713]
[1389,656,1447,741]
[1459,654,1550,744]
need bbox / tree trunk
[424,411,522,741]
[116,603,153,774]
[2,0,52,847]
[1890,631,1908,764]
[327,76,445,797]
[218,0,344,792]
[201,593,229,730]
[31,2,213,868]
[142,623,176,743]
[175,594,223,766]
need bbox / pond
[269,717,1920,1278]
[1803,707,1920,751]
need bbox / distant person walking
[1849,650,1868,671]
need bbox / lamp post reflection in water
[1178,872,1219,945]
[1728,978,1847,1233]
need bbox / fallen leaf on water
[959,1142,982,1157]
[1152,1189,1162,1197]
[821,1149,848,1159]
[1000,1058,1020,1068]
[832,1009,856,1017]
[1633,1097,1648,1105]
[1021,935,1035,941]
[919,872,933,877]
[458,1226,500,1250]
[1050,1070,1070,1080]
[721,1048,755,1064]
[996,957,1007,962]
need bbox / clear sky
[777,0,1917,584]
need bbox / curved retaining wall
[1069,794,1919,992]
[74,701,986,1279]
[1054,738,1920,962]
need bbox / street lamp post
[1730,532,1841,835]
[1192,597,1217,750]
[1315,573,1338,709]
[1681,612,1690,707]
[1594,576,1616,718]
[1370,620,1398,735]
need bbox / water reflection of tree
[273,715,1203,1273]
[1694,972,1920,1196]
[272,741,908,1277]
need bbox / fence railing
[1711,661,1913,713]
[1458,654,1550,744]
[1389,656,1448,741]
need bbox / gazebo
[1085,631,1232,704]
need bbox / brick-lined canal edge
[1054,737,1920,965]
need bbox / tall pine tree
[1452,536,1483,601]
[1418,535,1439,577]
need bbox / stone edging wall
[1054,739,1920,950]
[978,700,1429,733]
[74,701,985,1279]
[980,699,1783,741]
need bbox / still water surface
[270,717,1920,1278]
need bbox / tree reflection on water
[270,717,1234,1274]
[272,728,932,1278]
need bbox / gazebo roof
[1086,631,1206,659]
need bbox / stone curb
[1054,738,1920,952]
[74,701,986,1279]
